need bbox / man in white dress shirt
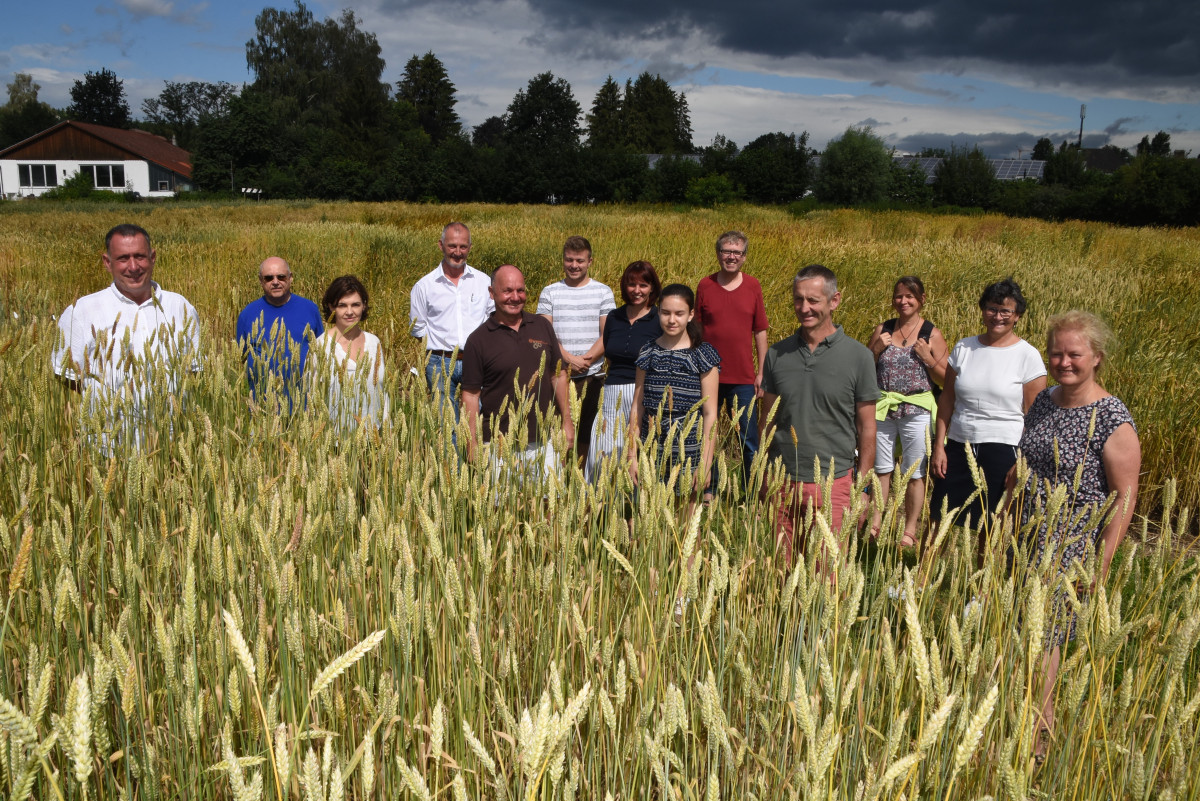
[409,221,493,420]
[52,223,201,450]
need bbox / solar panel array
[991,159,1046,180]
[893,156,1046,184]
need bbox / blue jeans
[425,354,463,423]
[709,383,759,492]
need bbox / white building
[0,120,192,199]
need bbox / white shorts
[875,412,931,479]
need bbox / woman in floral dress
[1014,310,1140,761]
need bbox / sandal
[898,531,919,548]
[1033,725,1051,766]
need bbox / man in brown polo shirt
[461,265,575,474]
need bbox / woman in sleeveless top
[867,276,948,546]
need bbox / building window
[80,164,126,189]
[17,164,58,188]
[157,180,170,191]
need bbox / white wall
[0,159,179,199]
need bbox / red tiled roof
[71,121,192,179]
[0,120,192,179]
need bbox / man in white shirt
[409,221,493,420]
[52,223,201,450]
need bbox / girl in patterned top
[628,283,721,501]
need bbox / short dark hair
[894,275,926,300]
[620,260,661,305]
[105,223,151,251]
[322,275,370,323]
[659,283,703,349]
[563,235,592,257]
[794,264,838,299]
[978,277,1027,317]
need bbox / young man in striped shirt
[536,236,616,465]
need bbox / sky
[3,0,1198,157]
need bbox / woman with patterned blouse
[867,276,948,546]
[1011,310,1140,762]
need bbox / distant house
[0,120,192,198]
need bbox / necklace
[898,318,921,346]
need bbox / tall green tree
[1136,131,1172,158]
[1031,137,1054,161]
[141,81,237,151]
[68,68,131,128]
[0,73,60,148]
[192,92,280,192]
[245,2,389,129]
[815,127,893,205]
[1113,152,1199,226]
[699,134,738,175]
[734,131,811,203]
[623,72,692,154]
[586,76,624,149]
[1043,142,1087,187]
[933,146,999,208]
[396,51,461,143]
[502,72,583,202]
[197,1,397,197]
[505,72,581,150]
[472,116,506,148]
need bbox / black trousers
[930,438,1017,527]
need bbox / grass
[0,199,1197,800]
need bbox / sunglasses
[260,274,290,283]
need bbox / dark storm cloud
[1104,117,1140,137]
[892,130,1116,156]
[382,0,1198,86]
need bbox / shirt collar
[108,281,161,308]
[435,264,479,284]
[795,323,844,350]
[485,310,533,331]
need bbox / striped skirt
[585,382,636,482]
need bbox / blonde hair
[1046,310,1115,368]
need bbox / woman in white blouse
[930,277,1046,534]
[311,275,388,430]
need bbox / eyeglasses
[261,274,290,283]
[718,249,746,258]
[983,306,1016,319]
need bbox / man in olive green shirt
[760,264,879,564]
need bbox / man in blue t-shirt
[236,256,323,408]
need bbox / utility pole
[1078,104,1086,149]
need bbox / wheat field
[0,200,1197,800]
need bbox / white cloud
[118,0,176,17]
[115,0,209,25]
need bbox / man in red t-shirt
[696,230,769,490]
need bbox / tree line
[2,1,1197,225]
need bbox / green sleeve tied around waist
[876,390,937,421]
